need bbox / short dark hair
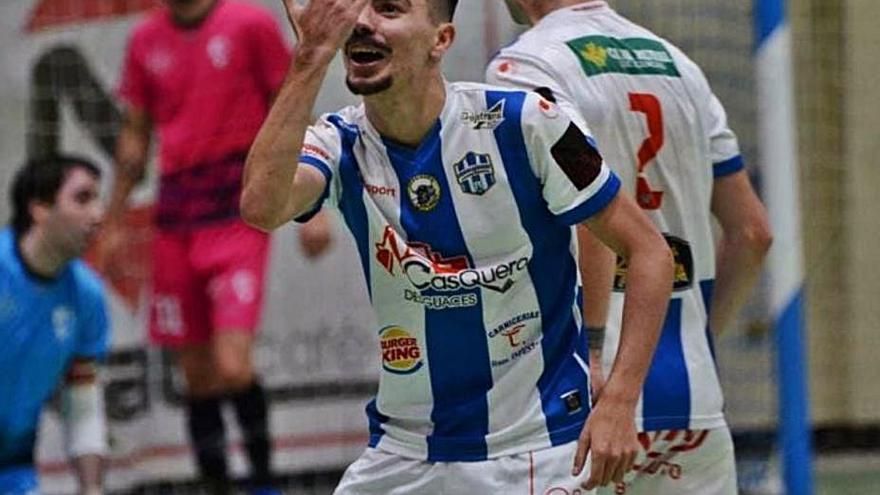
[431,0,458,22]
[10,155,101,234]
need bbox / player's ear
[430,22,455,63]
[29,199,53,226]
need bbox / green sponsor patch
[566,35,680,78]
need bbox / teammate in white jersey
[489,2,773,494]
[243,0,675,493]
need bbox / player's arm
[95,107,150,273]
[62,358,108,495]
[107,106,151,225]
[576,224,615,400]
[574,193,674,490]
[710,169,772,333]
[241,0,367,230]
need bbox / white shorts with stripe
[333,441,595,495]
[598,426,737,495]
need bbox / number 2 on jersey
[629,92,664,209]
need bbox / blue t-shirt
[0,227,109,491]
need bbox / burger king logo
[379,326,424,375]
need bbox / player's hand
[282,0,369,58]
[589,349,606,405]
[298,210,333,259]
[572,395,639,490]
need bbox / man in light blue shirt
[0,156,109,494]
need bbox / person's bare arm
[63,359,108,495]
[241,0,368,230]
[108,107,150,226]
[572,193,674,490]
[94,107,150,274]
[710,170,772,333]
[576,224,616,402]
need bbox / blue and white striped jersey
[298,82,620,461]
[0,227,109,489]
[488,1,744,432]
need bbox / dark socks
[229,381,273,487]
[186,395,230,494]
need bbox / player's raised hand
[282,0,369,58]
[572,396,639,490]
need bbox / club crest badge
[407,174,441,212]
[454,152,496,195]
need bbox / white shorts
[598,427,737,495]
[333,441,596,495]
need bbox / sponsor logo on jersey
[488,311,542,367]
[407,174,441,212]
[490,335,540,367]
[610,430,709,491]
[460,99,505,130]
[487,311,540,339]
[365,183,396,197]
[379,326,423,374]
[404,289,478,309]
[453,152,496,195]
[375,226,529,295]
[52,305,73,341]
[566,35,681,78]
[615,234,693,292]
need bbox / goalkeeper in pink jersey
[100,1,331,493]
[490,1,773,494]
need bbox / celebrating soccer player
[243,0,676,493]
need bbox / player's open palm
[282,0,369,56]
[572,397,639,490]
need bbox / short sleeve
[117,30,150,111]
[247,9,292,96]
[295,114,343,222]
[519,92,620,225]
[74,269,110,360]
[706,93,744,177]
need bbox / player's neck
[527,0,596,23]
[363,74,446,148]
[169,0,220,28]
[18,229,68,279]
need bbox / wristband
[586,326,605,351]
